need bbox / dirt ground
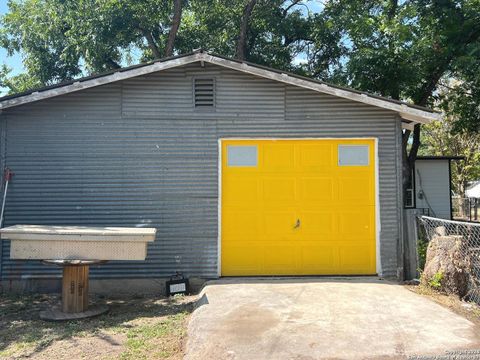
[0,293,196,360]
[405,284,480,325]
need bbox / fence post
[474,198,478,221]
[469,198,472,221]
[403,208,420,280]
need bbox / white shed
[410,156,463,219]
[466,181,480,199]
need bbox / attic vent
[194,78,215,108]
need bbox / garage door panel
[223,177,260,203]
[338,209,375,240]
[298,143,334,171]
[338,245,375,273]
[222,246,262,276]
[298,211,334,236]
[263,211,297,239]
[221,139,376,276]
[300,177,334,202]
[263,178,296,201]
[263,143,295,171]
[300,246,336,271]
[338,178,373,203]
[222,210,260,240]
[263,246,298,273]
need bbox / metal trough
[0,224,157,320]
[0,225,156,261]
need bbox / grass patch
[120,312,189,360]
[0,293,195,359]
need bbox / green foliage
[317,1,419,100]
[417,230,429,272]
[0,0,177,87]
[420,114,480,195]
[441,73,480,133]
[0,0,322,93]
[314,0,480,107]
[0,65,42,94]
[1,0,480,133]
[428,271,444,289]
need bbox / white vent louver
[194,78,215,108]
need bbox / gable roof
[0,50,440,124]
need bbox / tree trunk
[165,0,182,57]
[401,66,447,203]
[236,0,258,61]
[400,45,456,202]
[402,124,421,197]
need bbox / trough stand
[39,260,109,321]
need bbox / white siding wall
[415,160,451,219]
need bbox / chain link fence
[452,196,479,222]
[420,216,480,305]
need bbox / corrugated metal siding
[0,62,401,279]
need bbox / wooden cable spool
[41,260,108,320]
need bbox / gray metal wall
[0,62,402,279]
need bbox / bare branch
[282,0,302,17]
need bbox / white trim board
[0,52,440,124]
[217,137,381,277]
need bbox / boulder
[421,234,469,297]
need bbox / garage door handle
[294,219,301,229]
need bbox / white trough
[0,225,157,261]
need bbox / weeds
[428,271,444,289]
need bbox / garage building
[0,50,439,290]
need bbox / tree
[0,0,316,92]
[176,0,316,71]
[306,0,480,198]
[0,0,186,88]
[2,0,480,169]
[420,115,480,196]
[0,65,42,94]
[440,67,480,134]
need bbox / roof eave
[200,54,439,124]
[0,51,440,124]
[0,53,204,111]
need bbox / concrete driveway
[185,278,480,360]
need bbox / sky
[0,2,24,76]
[0,2,24,96]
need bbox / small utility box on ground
[0,225,156,320]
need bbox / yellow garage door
[221,139,376,276]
